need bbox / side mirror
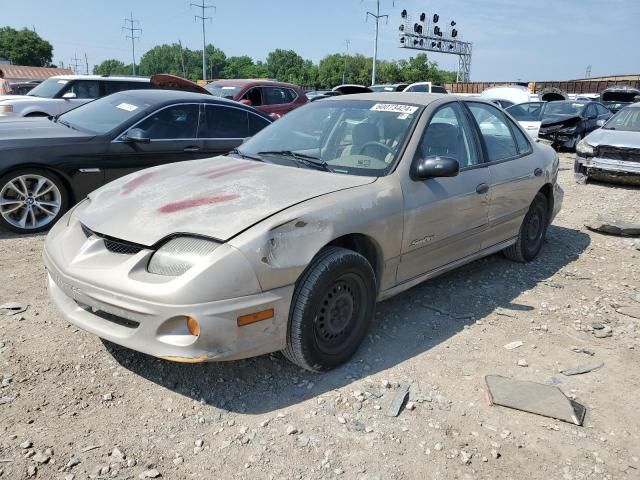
[62,92,77,99]
[240,99,252,106]
[596,119,606,127]
[121,128,151,144]
[411,156,460,181]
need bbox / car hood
[585,128,640,149]
[0,118,94,149]
[81,157,376,246]
[0,95,55,103]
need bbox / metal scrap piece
[584,214,640,237]
[386,383,410,417]
[561,362,604,376]
[485,375,586,426]
[0,302,27,316]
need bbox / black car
[0,89,272,233]
[537,100,612,150]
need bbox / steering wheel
[357,141,394,161]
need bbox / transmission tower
[365,0,394,86]
[70,54,82,75]
[191,0,216,82]
[585,65,592,79]
[122,12,142,75]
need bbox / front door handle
[184,146,200,153]
[476,183,489,194]
[534,168,543,177]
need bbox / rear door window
[467,102,519,161]
[203,105,249,138]
[135,104,200,139]
[242,88,263,106]
[248,113,271,135]
[264,87,295,105]
[507,119,533,155]
[64,80,101,99]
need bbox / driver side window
[134,104,200,140]
[418,103,478,168]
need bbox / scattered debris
[386,383,411,417]
[138,469,161,479]
[561,363,604,376]
[0,302,27,316]
[485,375,586,426]
[585,214,640,237]
[0,459,13,463]
[571,347,595,356]
[0,396,14,406]
[504,341,524,350]
[80,445,101,453]
[591,321,605,330]
[593,326,613,338]
[285,425,298,435]
[517,359,529,367]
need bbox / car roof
[47,75,149,82]
[113,89,269,113]
[327,92,458,106]
[208,79,300,89]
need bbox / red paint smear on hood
[122,171,155,195]
[199,162,264,179]
[158,194,241,214]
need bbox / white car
[0,75,151,120]
[506,102,546,139]
[403,82,448,94]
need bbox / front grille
[81,224,144,255]
[76,301,140,329]
[596,146,640,163]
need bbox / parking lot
[0,152,638,479]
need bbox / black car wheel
[504,193,549,263]
[0,169,69,233]
[283,247,376,372]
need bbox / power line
[191,0,216,82]
[70,53,82,75]
[365,0,393,86]
[122,12,142,76]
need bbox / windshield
[506,102,545,121]
[544,102,586,117]
[603,107,640,132]
[26,78,69,98]
[56,93,151,134]
[205,84,242,99]
[237,99,422,177]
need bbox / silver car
[575,102,640,181]
[44,93,563,371]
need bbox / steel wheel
[0,172,63,232]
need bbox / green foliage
[93,59,132,76]
[0,27,53,67]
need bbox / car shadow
[106,225,590,415]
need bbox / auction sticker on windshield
[370,103,419,114]
[116,102,139,112]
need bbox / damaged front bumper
[575,155,640,176]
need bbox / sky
[2,0,639,81]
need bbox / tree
[265,49,306,84]
[205,44,226,80]
[222,56,258,79]
[0,27,53,66]
[93,59,131,75]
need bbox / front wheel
[0,169,69,233]
[503,192,549,263]
[283,247,376,372]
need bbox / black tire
[283,246,376,372]
[0,168,69,234]
[503,193,549,263]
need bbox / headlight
[148,236,219,276]
[0,105,14,113]
[576,139,594,157]
[67,198,91,226]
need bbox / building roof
[0,65,74,81]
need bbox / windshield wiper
[228,148,264,162]
[256,150,333,172]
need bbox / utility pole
[70,54,82,75]
[343,40,351,84]
[178,40,187,77]
[366,0,392,86]
[122,12,141,76]
[191,0,216,82]
[84,53,89,75]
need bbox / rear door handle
[184,146,200,153]
[534,168,543,177]
[476,183,489,194]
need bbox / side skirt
[377,238,517,302]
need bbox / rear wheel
[0,169,68,233]
[503,193,548,263]
[283,247,376,372]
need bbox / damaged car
[538,100,611,150]
[575,102,640,183]
[601,85,640,114]
[44,93,563,371]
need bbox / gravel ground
[1,153,639,480]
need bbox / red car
[205,79,308,117]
